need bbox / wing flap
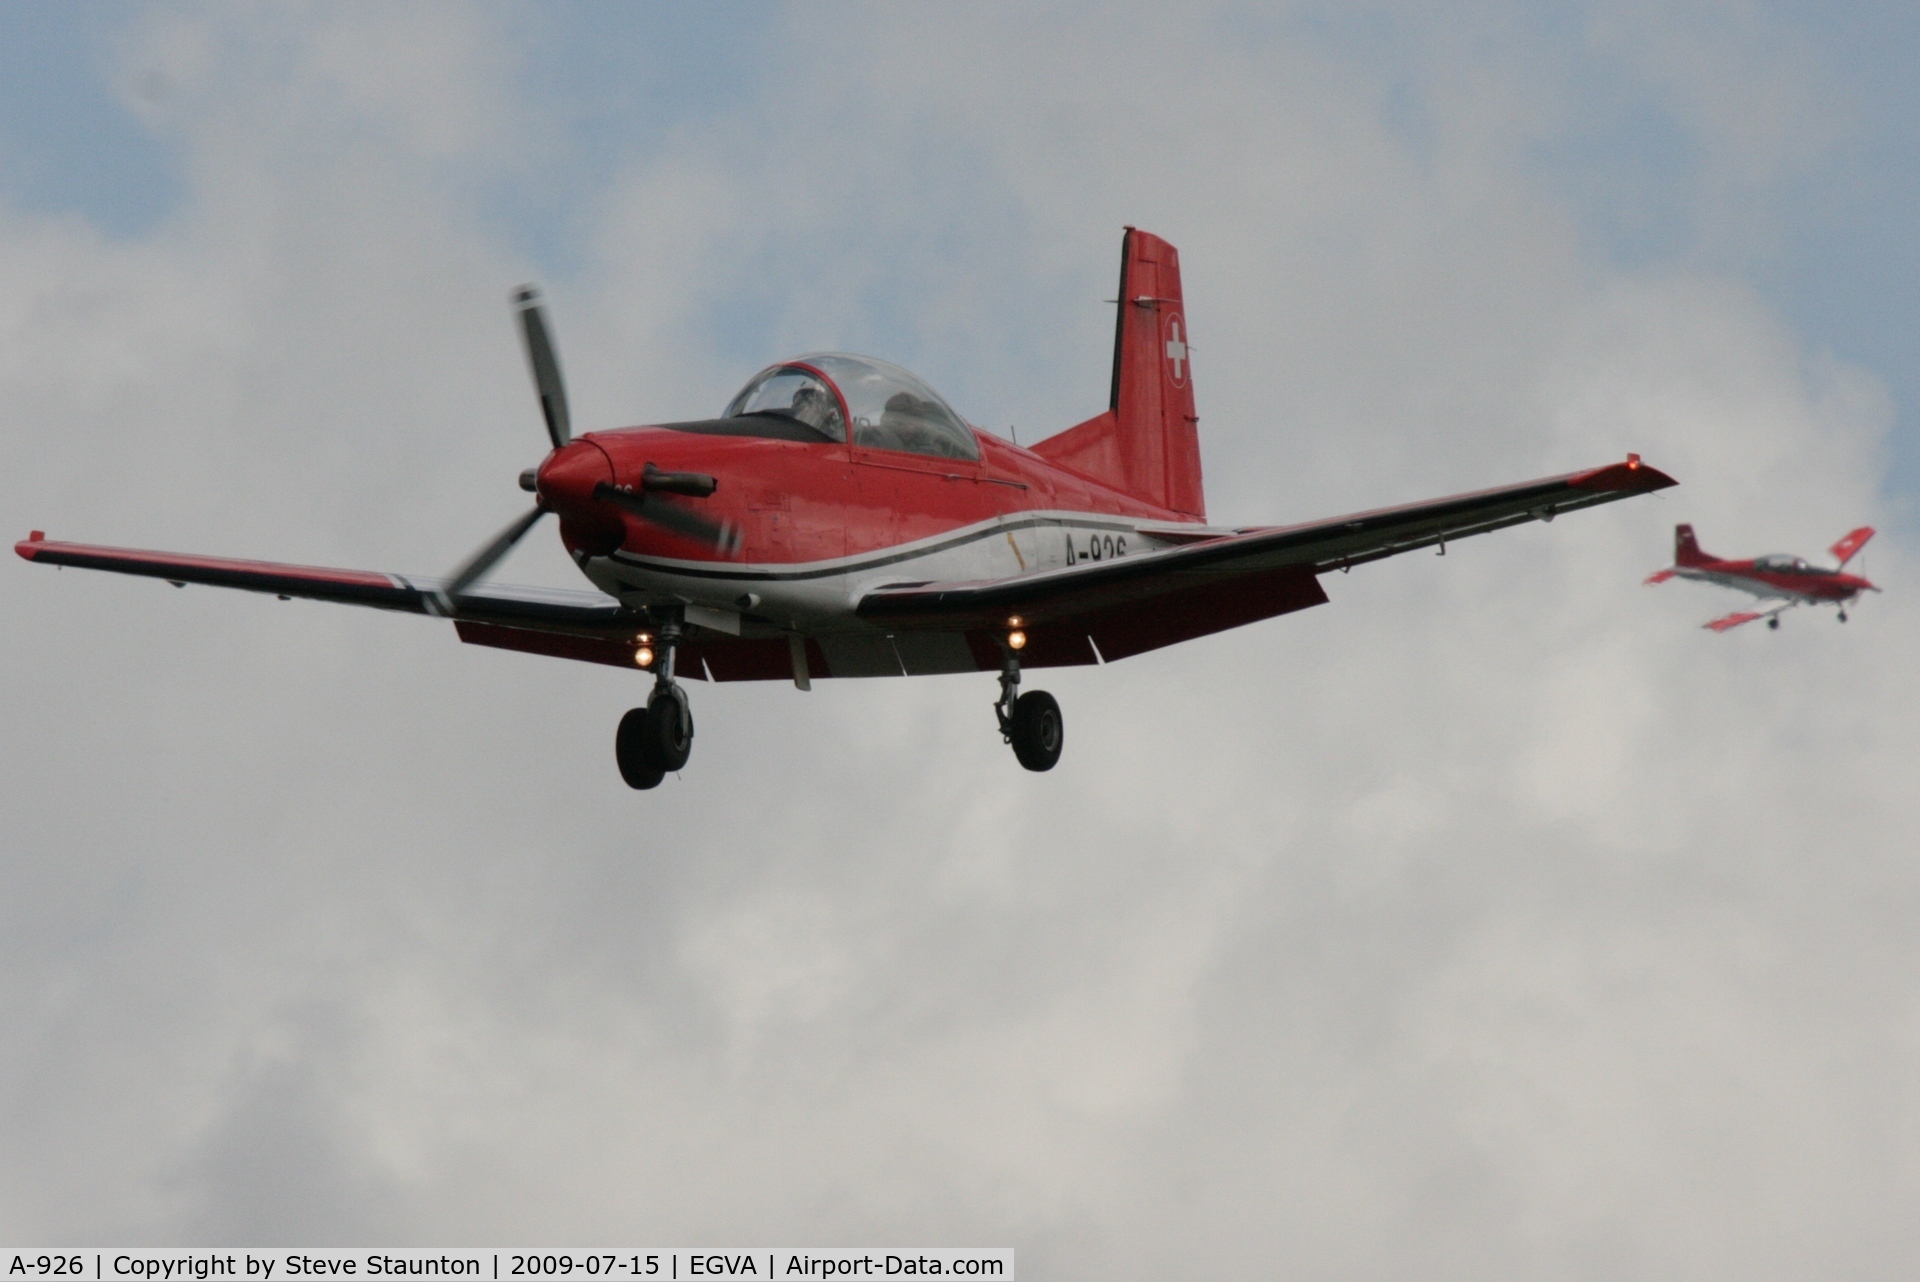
[1077,564,1328,661]
[456,620,713,678]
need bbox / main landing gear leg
[615,607,695,789]
[996,647,1063,772]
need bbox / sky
[3,2,1918,1274]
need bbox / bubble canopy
[723,353,979,461]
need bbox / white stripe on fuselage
[1673,566,1824,605]
[582,509,1225,633]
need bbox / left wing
[15,532,635,634]
[1704,601,1793,632]
[857,456,1674,660]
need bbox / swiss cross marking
[1165,317,1188,383]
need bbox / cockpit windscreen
[724,368,847,442]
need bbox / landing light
[1008,630,1027,651]
[635,646,654,668]
[1007,615,1024,628]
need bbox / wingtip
[1570,455,1678,493]
[16,530,46,561]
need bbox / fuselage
[1672,557,1874,606]
[535,415,1216,641]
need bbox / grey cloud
[3,3,1915,1277]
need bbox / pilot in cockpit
[788,384,844,438]
[880,390,963,458]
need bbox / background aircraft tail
[1830,526,1874,567]
[1033,228,1206,518]
[1674,523,1712,567]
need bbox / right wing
[16,532,635,635]
[17,531,814,682]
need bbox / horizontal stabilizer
[1830,526,1875,567]
[1644,568,1676,584]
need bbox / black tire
[1009,690,1064,771]
[642,687,694,772]
[616,707,665,790]
[1768,617,1780,630]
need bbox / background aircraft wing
[857,456,1673,661]
[1704,601,1794,632]
[15,533,634,634]
[1830,526,1875,567]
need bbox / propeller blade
[594,483,740,556]
[514,286,571,450]
[434,505,548,613]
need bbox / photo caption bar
[2,1252,1012,1281]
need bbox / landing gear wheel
[1768,616,1780,630]
[616,707,665,790]
[1839,609,1848,623]
[642,686,694,772]
[1008,690,1064,772]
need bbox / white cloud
[2,2,1915,1274]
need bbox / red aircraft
[1644,523,1878,631]
[18,229,1675,786]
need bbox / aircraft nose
[536,438,614,514]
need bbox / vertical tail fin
[1032,228,1206,518]
[1674,523,1711,567]
[1110,228,1204,516]
[1829,526,1874,568]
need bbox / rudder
[1675,524,1711,567]
[1033,228,1206,518]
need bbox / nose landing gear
[995,648,1063,771]
[615,608,695,790]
